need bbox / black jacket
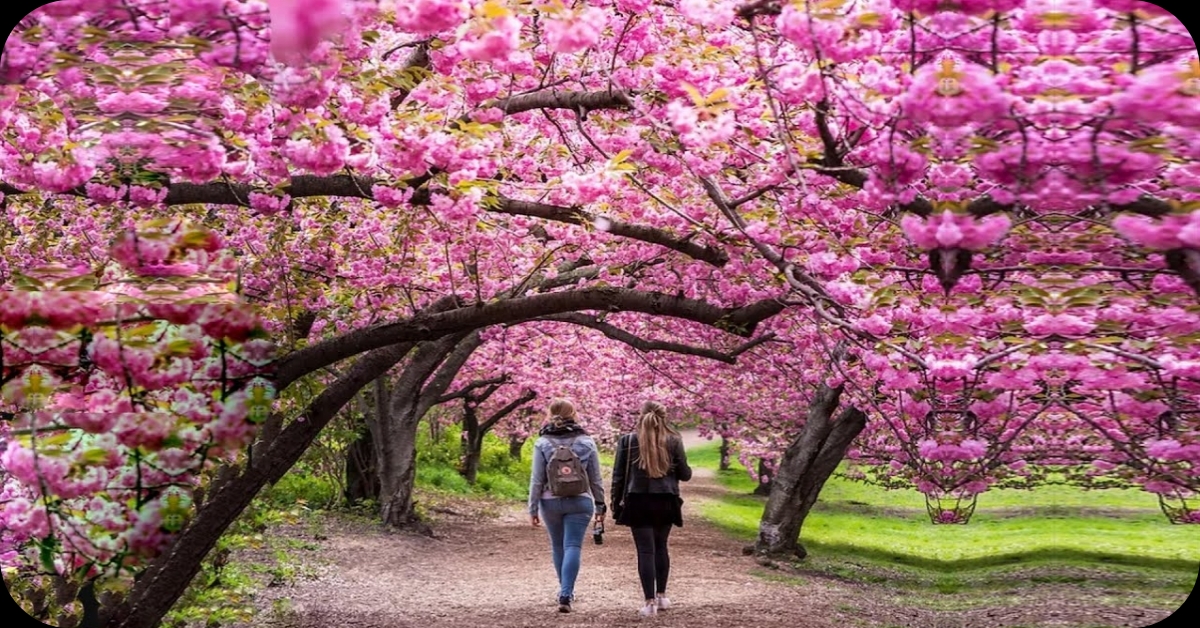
[610,433,692,508]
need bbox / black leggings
[631,524,672,600]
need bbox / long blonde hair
[635,401,677,478]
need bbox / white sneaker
[656,595,671,610]
[639,602,658,618]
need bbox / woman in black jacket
[610,401,692,618]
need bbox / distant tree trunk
[461,405,483,485]
[459,387,536,484]
[509,435,526,459]
[719,435,731,471]
[753,459,773,495]
[753,384,867,559]
[429,416,442,444]
[344,428,379,503]
[345,382,383,504]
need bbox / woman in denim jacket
[528,398,606,613]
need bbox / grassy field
[685,441,1199,611]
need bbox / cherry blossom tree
[2,0,1198,626]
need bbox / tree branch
[436,374,510,405]
[390,43,431,110]
[479,389,538,434]
[532,312,777,364]
[489,89,633,117]
[274,287,785,386]
[492,198,728,267]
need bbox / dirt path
[233,431,1179,628]
[243,430,866,628]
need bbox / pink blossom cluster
[0,221,274,578]
[900,211,1012,251]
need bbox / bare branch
[436,374,511,405]
[492,198,729,267]
[533,312,777,364]
[479,388,538,433]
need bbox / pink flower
[901,211,1011,250]
[249,192,291,214]
[283,125,349,175]
[1113,212,1200,250]
[268,0,348,64]
[395,0,469,35]
[901,56,1010,128]
[0,290,32,328]
[927,356,977,379]
[127,185,168,207]
[459,15,521,62]
[95,91,167,114]
[31,154,95,193]
[1022,313,1096,337]
[681,0,735,28]
[372,184,413,208]
[544,8,606,54]
[858,314,893,336]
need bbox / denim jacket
[528,433,607,516]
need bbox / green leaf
[10,272,45,290]
[80,448,110,465]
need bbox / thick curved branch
[533,312,777,364]
[736,0,783,20]
[274,294,462,390]
[410,331,485,419]
[275,287,785,386]
[114,177,730,266]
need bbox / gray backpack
[547,441,588,497]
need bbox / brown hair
[635,401,677,478]
[548,398,577,421]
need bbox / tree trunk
[459,387,535,483]
[378,332,481,529]
[378,388,433,529]
[719,435,731,471]
[462,437,483,485]
[344,382,384,504]
[378,407,423,528]
[344,430,379,503]
[508,435,526,460]
[753,384,867,559]
[753,459,773,496]
[460,405,483,484]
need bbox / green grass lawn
[685,441,1200,609]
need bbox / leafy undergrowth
[687,441,1199,614]
[414,425,531,501]
[166,425,543,628]
[163,494,333,628]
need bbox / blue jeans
[539,496,594,600]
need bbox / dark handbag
[614,435,633,519]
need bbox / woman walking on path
[610,401,693,618]
[528,398,607,613]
